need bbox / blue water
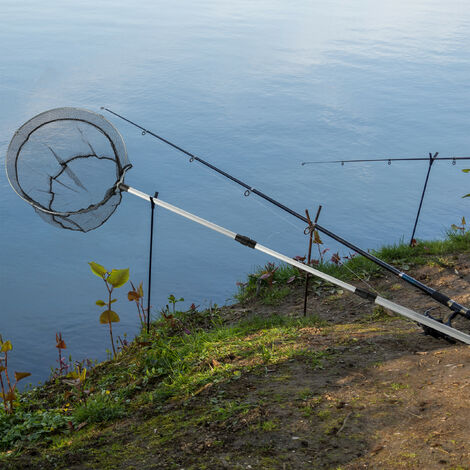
[1,0,470,386]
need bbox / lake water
[1,0,470,386]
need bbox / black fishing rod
[301,156,470,165]
[301,153,470,246]
[101,107,470,322]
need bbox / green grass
[72,394,126,424]
[0,311,328,455]
[360,306,394,323]
[211,400,253,421]
[145,314,328,401]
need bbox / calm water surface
[1,0,470,385]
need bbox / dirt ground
[156,254,470,469]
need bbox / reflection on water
[1,0,470,385]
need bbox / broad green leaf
[100,310,120,324]
[79,368,87,382]
[463,217,466,225]
[95,300,106,307]
[14,372,31,382]
[1,341,12,352]
[138,282,144,297]
[107,268,129,288]
[462,169,470,173]
[110,299,117,304]
[463,194,470,198]
[89,262,108,278]
[451,224,459,230]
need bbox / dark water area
[1,0,470,386]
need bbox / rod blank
[301,156,470,165]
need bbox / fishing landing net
[6,108,131,232]
[5,107,470,345]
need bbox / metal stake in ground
[147,191,159,334]
[303,206,322,316]
[409,152,438,246]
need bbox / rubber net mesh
[6,108,131,232]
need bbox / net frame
[5,107,132,231]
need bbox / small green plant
[168,294,184,314]
[390,382,409,391]
[89,262,129,358]
[0,336,31,414]
[261,419,279,431]
[317,409,331,420]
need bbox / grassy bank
[1,230,470,469]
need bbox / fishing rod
[101,107,470,324]
[301,156,470,165]
[301,153,470,246]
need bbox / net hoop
[5,107,132,218]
